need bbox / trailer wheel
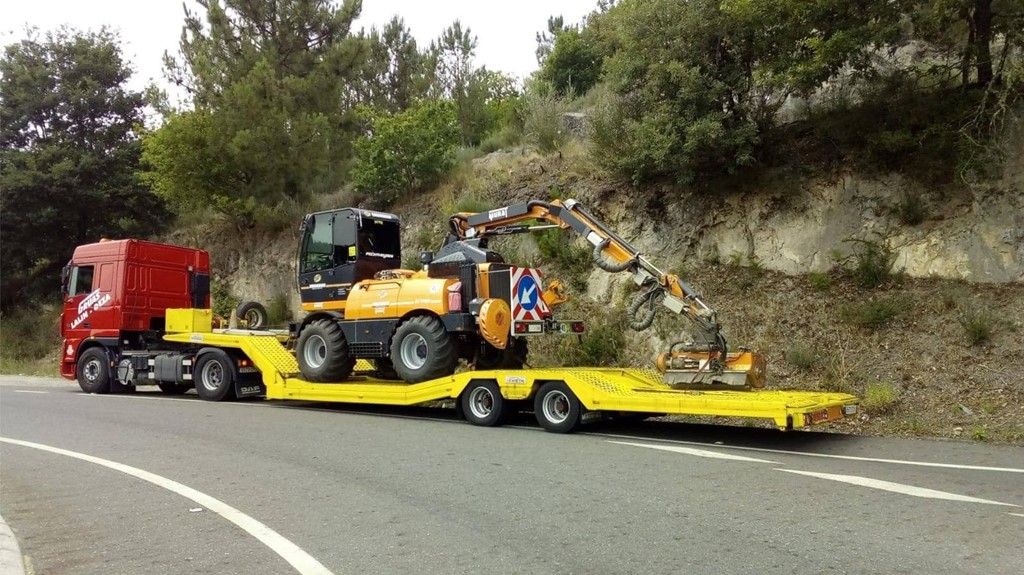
[461,380,508,427]
[296,319,356,382]
[475,337,528,370]
[76,348,111,394]
[194,350,236,401]
[534,381,583,433]
[390,315,458,383]
[236,301,268,330]
[158,382,191,395]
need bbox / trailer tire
[158,382,191,395]
[236,301,268,330]
[76,347,111,394]
[534,381,583,433]
[475,337,528,370]
[297,319,356,382]
[461,379,508,427]
[390,315,458,383]
[194,350,236,401]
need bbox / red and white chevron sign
[510,267,550,322]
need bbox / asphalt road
[1,375,1022,575]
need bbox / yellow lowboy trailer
[162,309,859,434]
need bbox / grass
[808,271,832,292]
[958,305,996,346]
[266,294,293,326]
[835,238,897,289]
[785,343,819,370]
[839,296,911,329]
[862,382,899,413]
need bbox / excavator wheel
[474,337,529,370]
[389,316,458,383]
[296,318,356,382]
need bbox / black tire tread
[76,347,111,394]
[390,315,458,383]
[297,319,355,382]
[194,351,236,402]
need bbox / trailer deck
[165,329,859,430]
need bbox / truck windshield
[300,213,334,273]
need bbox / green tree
[540,27,602,95]
[357,16,431,112]
[147,0,365,223]
[0,28,168,310]
[535,15,568,65]
[350,100,459,205]
[589,0,909,183]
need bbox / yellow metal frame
[164,327,859,430]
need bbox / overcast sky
[2,0,598,97]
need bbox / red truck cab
[60,239,210,380]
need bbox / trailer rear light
[447,282,463,312]
[571,322,585,333]
[238,359,252,367]
[514,323,527,334]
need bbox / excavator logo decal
[511,267,549,322]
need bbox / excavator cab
[297,208,402,311]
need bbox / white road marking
[1008,513,1024,518]
[0,437,334,575]
[778,469,1020,507]
[593,432,1024,474]
[611,440,779,463]
[12,390,47,394]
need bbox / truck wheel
[76,348,111,394]
[194,350,236,401]
[475,337,529,370]
[534,381,583,433]
[461,379,507,427]
[236,301,268,330]
[390,316,458,383]
[158,382,190,395]
[296,319,355,382]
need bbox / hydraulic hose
[592,238,636,273]
[627,287,661,331]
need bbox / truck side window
[69,265,95,296]
[301,213,334,273]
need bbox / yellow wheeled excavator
[292,199,763,389]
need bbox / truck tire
[76,347,111,394]
[194,350,236,401]
[236,301,268,330]
[158,382,191,395]
[461,379,508,427]
[475,337,528,370]
[390,315,458,383]
[534,381,583,433]
[296,319,355,382]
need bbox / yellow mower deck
[166,329,859,430]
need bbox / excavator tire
[475,337,529,370]
[390,316,458,383]
[296,319,356,382]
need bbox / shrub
[535,229,592,291]
[351,100,459,206]
[211,279,239,319]
[555,315,624,367]
[836,238,898,289]
[786,343,819,371]
[896,195,927,226]
[266,294,292,326]
[521,81,573,153]
[808,272,832,292]
[0,305,61,366]
[862,382,899,414]
[958,306,996,346]
[839,296,911,329]
[479,125,522,153]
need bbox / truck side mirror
[420,251,434,267]
[61,264,71,295]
